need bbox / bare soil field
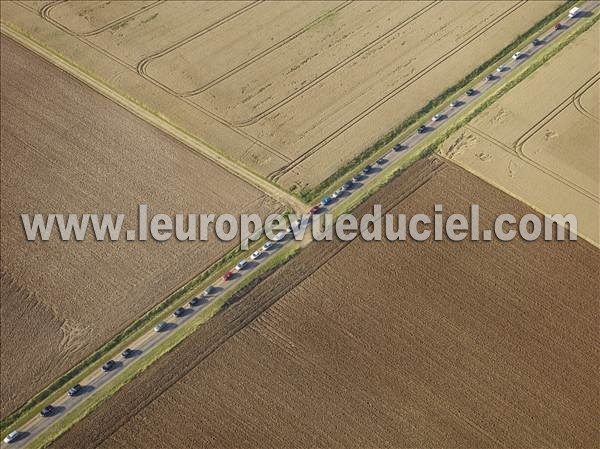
[0,36,280,418]
[51,158,599,449]
[441,21,599,245]
[1,1,562,191]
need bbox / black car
[68,384,82,396]
[189,297,201,307]
[417,125,428,134]
[343,180,354,190]
[102,360,116,372]
[532,38,543,46]
[40,405,55,417]
[393,144,404,152]
[486,74,495,81]
[376,157,387,165]
[121,348,134,358]
[173,307,186,317]
[466,88,477,96]
[362,164,372,173]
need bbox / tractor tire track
[267,1,528,183]
[41,1,164,37]
[182,1,439,101]
[572,77,599,121]
[33,0,291,163]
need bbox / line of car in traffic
[1,10,585,445]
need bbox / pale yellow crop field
[1,1,562,192]
[441,21,599,245]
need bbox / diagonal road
[2,2,598,447]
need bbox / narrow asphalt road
[3,3,598,447]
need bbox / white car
[496,65,507,72]
[4,431,20,444]
[431,113,443,122]
[262,241,274,251]
[512,51,523,60]
[235,260,248,271]
[250,250,263,260]
[273,231,286,242]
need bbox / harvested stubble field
[441,20,599,246]
[51,158,599,449]
[1,1,562,191]
[0,36,280,418]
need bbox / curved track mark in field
[572,77,599,122]
[181,1,438,101]
[135,1,263,82]
[267,1,528,183]
[78,158,446,449]
[42,1,164,37]
[30,1,291,163]
[466,91,599,203]
[515,72,600,151]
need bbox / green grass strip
[296,0,577,203]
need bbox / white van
[569,7,580,18]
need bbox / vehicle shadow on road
[79,385,95,395]
[162,322,178,332]
[50,405,66,416]
[13,431,30,442]
[128,349,143,358]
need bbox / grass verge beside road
[296,0,577,203]
[25,244,300,449]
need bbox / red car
[555,22,562,30]
[309,205,320,215]
[223,271,234,281]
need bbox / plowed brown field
[1,1,562,191]
[0,36,280,418]
[51,158,599,449]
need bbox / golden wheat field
[1,1,562,191]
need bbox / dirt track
[50,158,600,449]
[0,36,280,418]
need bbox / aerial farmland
[441,20,599,245]
[49,158,599,449]
[1,1,598,448]
[0,35,280,418]
[1,1,563,192]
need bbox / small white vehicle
[431,113,443,122]
[496,65,507,72]
[250,250,263,260]
[262,241,274,251]
[4,431,20,444]
[568,6,580,18]
[512,51,523,60]
[235,260,248,271]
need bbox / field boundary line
[22,243,302,449]
[267,1,528,182]
[0,22,305,214]
[13,0,294,169]
[438,11,600,247]
[293,0,578,203]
